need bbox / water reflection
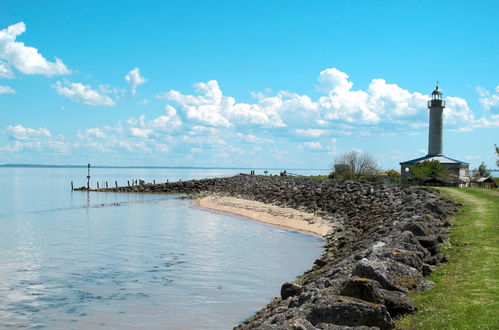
[0,168,324,329]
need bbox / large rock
[281,282,303,300]
[339,278,384,304]
[307,296,394,330]
[379,289,416,317]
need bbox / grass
[397,188,499,329]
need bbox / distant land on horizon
[0,164,328,171]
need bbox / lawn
[397,188,499,329]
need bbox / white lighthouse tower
[399,84,470,186]
[427,84,445,156]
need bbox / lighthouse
[399,84,469,186]
[427,84,445,156]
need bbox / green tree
[410,160,449,183]
[386,169,401,183]
[472,162,491,178]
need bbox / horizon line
[0,163,329,171]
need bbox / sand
[195,195,332,237]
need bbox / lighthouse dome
[432,87,442,95]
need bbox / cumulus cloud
[477,85,499,112]
[159,68,444,132]
[160,68,496,134]
[163,80,318,128]
[444,96,475,125]
[5,124,51,140]
[316,68,353,93]
[127,106,182,137]
[129,127,154,138]
[125,68,147,95]
[0,61,14,78]
[0,22,71,76]
[0,85,15,94]
[53,80,116,106]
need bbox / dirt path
[439,188,487,216]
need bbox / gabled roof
[400,154,469,165]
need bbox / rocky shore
[95,175,458,329]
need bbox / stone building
[400,85,470,186]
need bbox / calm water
[0,167,324,329]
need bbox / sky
[0,0,498,171]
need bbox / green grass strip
[397,188,499,329]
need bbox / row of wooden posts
[71,179,159,190]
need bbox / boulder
[306,296,394,330]
[379,289,416,317]
[281,282,303,300]
[339,278,384,304]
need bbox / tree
[495,144,499,167]
[332,150,379,180]
[386,169,401,183]
[472,162,491,178]
[410,160,449,183]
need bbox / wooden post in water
[153,180,156,184]
[106,181,108,189]
[87,163,91,190]
[127,180,130,186]
[115,181,118,188]
[71,181,74,190]
[97,182,99,189]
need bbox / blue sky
[0,0,498,170]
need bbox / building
[400,85,470,186]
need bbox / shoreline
[193,195,332,237]
[100,175,459,328]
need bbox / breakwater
[93,175,458,329]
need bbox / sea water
[0,167,324,329]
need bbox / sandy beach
[195,195,332,237]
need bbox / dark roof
[400,154,469,165]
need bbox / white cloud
[317,70,428,124]
[0,61,14,78]
[295,129,327,137]
[477,85,499,112]
[149,105,183,131]
[161,68,444,132]
[191,147,202,153]
[444,96,475,125]
[125,68,147,95]
[5,124,51,140]
[129,127,154,138]
[54,80,116,106]
[300,142,324,150]
[235,132,273,144]
[0,85,15,94]
[165,80,233,127]
[317,68,353,93]
[126,106,182,138]
[0,22,71,76]
[76,128,107,140]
